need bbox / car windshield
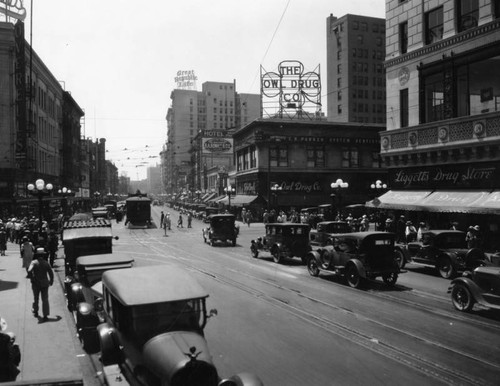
[436,233,467,249]
[117,299,205,345]
[211,217,234,230]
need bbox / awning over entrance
[365,190,432,211]
[366,189,500,214]
[419,190,491,213]
[202,192,217,202]
[217,195,261,207]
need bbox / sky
[15,0,384,180]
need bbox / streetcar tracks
[126,228,499,385]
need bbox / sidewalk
[0,241,83,385]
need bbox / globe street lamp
[370,180,387,191]
[224,186,236,212]
[331,178,349,218]
[271,183,282,209]
[57,187,74,219]
[93,191,101,206]
[27,179,53,233]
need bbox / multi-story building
[374,0,500,245]
[164,81,260,195]
[326,14,387,124]
[0,20,86,216]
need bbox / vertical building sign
[14,20,27,169]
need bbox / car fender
[97,323,124,366]
[394,244,410,260]
[220,372,264,386]
[306,250,322,265]
[67,282,85,312]
[347,259,367,278]
[448,276,485,303]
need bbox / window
[270,146,288,167]
[353,21,359,30]
[457,0,478,32]
[338,105,342,114]
[250,146,256,168]
[337,51,342,60]
[357,35,364,44]
[399,21,408,54]
[400,88,409,127]
[425,7,443,45]
[306,146,325,168]
[495,0,500,19]
[338,90,342,101]
[341,147,359,168]
[337,64,342,74]
[337,78,341,88]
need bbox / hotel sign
[202,137,233,155]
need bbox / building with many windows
[163,81,260,195]
[371,0,500,247]
[326,14,387,124]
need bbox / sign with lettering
[260,61,322,119]
[0,0,26,21]
[174,70,197,90]
[202,138,233,154]
[274,181,322,193]
[14,20,27,169]
[390,163,499,189]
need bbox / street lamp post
[330,178,349,219]
[224,186,235,212]
[57,187,74,219]
[195,190,202,202]
[93,191,101,207]
[271,183,282,209]
[27,179,53,233]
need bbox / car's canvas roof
[76,254,134,267]
[102,265,209,306]
[62,226,114,241]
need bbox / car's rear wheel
[346,264,361,288]
[272,247,282,264]
[451,283,474,312]
[394,249,406,269]
[382,272,398,286]
[307,257,320,277]
[437,257,456,279]
[251,245,259,258]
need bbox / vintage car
[250,223,311,264]
[448,266,500,312]
[97,265,263,386]
[309,221,351,247]
[394,230,489,279]
[65,254,134,352]
[306,232,401,288]
[202,214,239,246]
[203,207,220,223]
[62,218,119,276]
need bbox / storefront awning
[207,195,225,203]
[202,192,217,202]
[217,195,261,207]
[365,190,432,211]
[419,190,491,213]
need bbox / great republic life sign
[261,60,321,110]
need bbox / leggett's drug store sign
[389,162,500,189]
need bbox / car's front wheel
[307,256,320,277]
[394,249,406,269]
[272,247,282,264]
[382,272,398,286]
[251,245,259,258]
[451,283,474,312]
[346,264,362,288]
[437,256,456,279]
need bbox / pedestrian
[0,316,21,382]
[166,213,171,230]
[417,222,428,242]
[360,214,370,232]
[162,216,168,236]
[0,226,7,256]
[21,236,34,276]
[27,248,54,321]
[385,218,395,233]
[263,210,269,224]
[405,221,417,243]
[160,211,165,229]
[177,214,183,228]
[187,212,192,228]
[246,210,252,227]
[396,215,406,243]
[46,230,59,267]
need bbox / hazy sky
[19,0,384,179]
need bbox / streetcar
[125,195,152,228]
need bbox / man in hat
[0,316,21,381]
[396,215,406,243]
[27,248,54,321]
[385,218,395,233]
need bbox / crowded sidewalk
[0,240,83,385]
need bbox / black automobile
[202,214,239,246]
[395,230,488,279]
[250,223,311,264]
[448,266,500,312]
[309,221,351,247]
[65,253,134,352]
[97,265,263,386]
[306,232,401,288]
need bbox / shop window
[457,0,478,33]
[425,7,443,45]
